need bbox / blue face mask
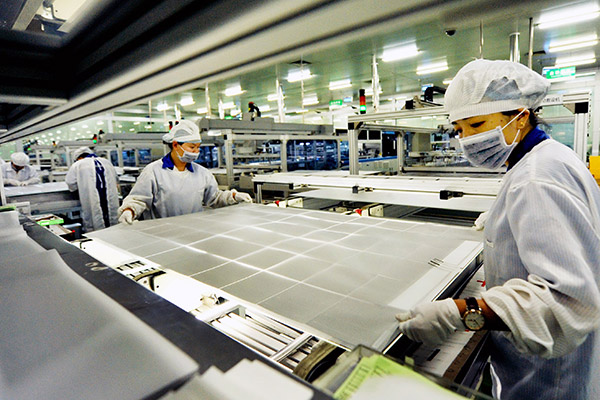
[176,146,199,163]
[458,110,525,169]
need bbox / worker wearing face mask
[1,152,40,186]
[117,120,252,224]
[395,60,600,400]
[66,147,120,232]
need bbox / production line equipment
[197,117,347,190]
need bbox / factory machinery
[0,196,495,399]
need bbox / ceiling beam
[12,0,45,30]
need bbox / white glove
[234,191,253,203]
[4,178,20,186]
[18,181,29,186]
[396,299,463,346]
[118,209,134,225]
[473,211,489,231]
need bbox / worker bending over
[66,147,120,232]
[1,152,40,186]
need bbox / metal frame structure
[198,118,345,188]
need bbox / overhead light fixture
[259,105,271,112]
[443,78,453,85]
[56,130,61,133]
[549,34,598,52]
[295,109,309,113]
[133,121,140,125]
[554,52,596,67]
[70,127,76,131]
[82,124,88,128]
[197,107,208,114]
[41,134,46,138]
[207,130,222,136]
[417,60,449,75]
[538,3,600,29]
[157,102,169,111]
[86,131,91,134]
[129,128,135,132]
[364,87,382,96]
[48,132,53,136]
[576,71,597,77]
[224,85,245,96]
[329,79,352,90]
[145,125,152,129]
[180,95,195,106]
[287,68,313,82]
[381,43,419,62]
[221,101,236,109]
[97,121,104,125]
[230,108,241,116]
[302,95,319,106]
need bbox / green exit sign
[329,99,343,106]
[543,66,576,80]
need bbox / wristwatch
[462,297,485,331]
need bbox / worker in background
[117,120,252,224]
[248,102,261,120]
[1,152,40,186]
[66,147,119,232]
[395,60,600,400]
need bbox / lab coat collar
[507,127,549,171]
[161,153,194,172]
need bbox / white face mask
[176,145,199,163]
[458,110,525,169]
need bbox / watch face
[464,311,485,330]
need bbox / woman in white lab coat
[117,120,251,223]
[395,60,600,400]
[65,147,120,232]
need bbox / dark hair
[501,108,547,130]
[164,142,174,150]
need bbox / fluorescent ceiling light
[287,69,313,82]
[259,105,271,112]
[48,132,53,136]
[157,102,169,111]
[180,95,195,106]
[295,109,309,113]
[207,130,222,136]
[224,85,245,96]
[97,121,104,125]
[417,61,449,75]
[364,87,382,96]
[129,128,135,132]
[70,127,76,131]
[42,134,46,138]
[538,3,600,29]
[221,101,236,109]
[443,78,453,85]
[554,52,597,67]
[133,121,140,125]
[302,95,319,106]
[329,79,352,90]
[56,130,61,133]
[381,43,419,62]
[145,125,152,129]
[197,107,208,114]
[549,34,598,52]
[82,124,88,128]
[576,71,597,77]
[267,93,280,101]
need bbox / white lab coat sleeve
[482,180,600,359]
[204,173,236,208]
[119,166,156,218]
[65,164,78,192]
[21,167,40,185]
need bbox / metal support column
[280,139,288,172]
[224,130,234,188]
[574,112,589,161]
[396,133,404,172]
[117,142,124,168]
[217,145,223,168]
[349,127,360,175]
[337,138,341,168]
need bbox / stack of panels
[88,204,483,350]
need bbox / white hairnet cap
[162,120,201,143]
[445,59,550,123]
[73,146,93,161]
[11,152,29,166]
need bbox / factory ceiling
[0,0,597,144]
